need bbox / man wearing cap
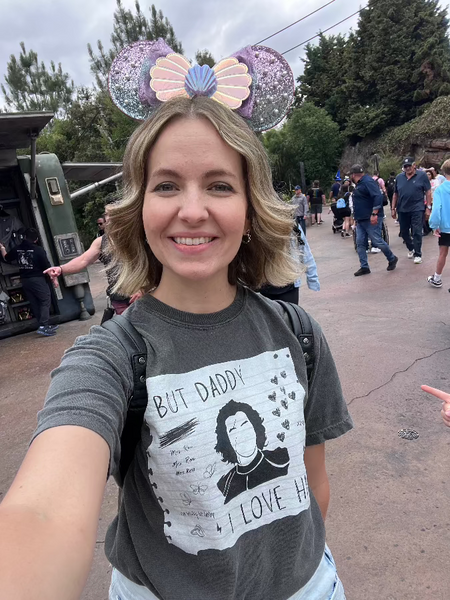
[329,177,341,202]
[391,157,432,264]
[350,164,398,276]
[291,186,309,235]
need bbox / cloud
[1,0,447,96]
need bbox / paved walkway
[1,219,449,599]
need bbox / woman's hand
[43,266,62,287]
[421,385,450,427]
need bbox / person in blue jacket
[427,159,450,289]
[350,164,398,277]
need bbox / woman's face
[427,171,432,181]
[143,117,249,287]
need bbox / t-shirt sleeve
[37,247,51,271]
[423,173,431,192]
[31,324,134,477]
[304,319,353,446]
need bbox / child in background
[427,159,450,289]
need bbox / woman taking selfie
[0,40,352,600]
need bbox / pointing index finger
[421,385,450,403]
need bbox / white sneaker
[371,247,381,253]
[407,250,414,259]
[414,256,422,264]
[428,275,443,287]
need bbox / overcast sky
[1,0,449,99]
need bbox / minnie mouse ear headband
[108,39,294,132]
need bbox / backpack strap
[275,301,315,386]
[102,315,148,487]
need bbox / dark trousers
[296,216,306,235]
[21,276,51,327]
[398,211,424,257]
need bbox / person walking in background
[337,182,352,238]
[307,180,326,225]
[350,164,398,276]
[0,228,57,337]
[385,171,396,209]
[391,157,431,264]
[291,185,309,235]
[427,159,450,289]
[329,176,341,203]
[96,214,107,237]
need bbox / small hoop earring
[242,230,252,244]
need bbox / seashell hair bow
[108,39,294,132]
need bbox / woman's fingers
[421,385,450,403]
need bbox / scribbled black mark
[180,492,192,506]
[288,391,296,400]
[159,418,199,448]
[274,354,279,359]
[191,524,205,537]
[280,371,287,379]
[280,386,286,395]
[286,354,290,358]
[281,419,290,430]
[268,392,277,402]
[272,408,281,417]
[217,523,222,533]
[271,376,278,385]
[190,483,208,495]
[203,463,216,479]
[277,432,286,442]
[281,399,288,410]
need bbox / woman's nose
[177,189,209,223]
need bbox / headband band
[108,39,294,132]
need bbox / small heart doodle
[280,371,287,379]
[191,524,206,537]
[274,354,278,359]
[288,391,296,400]
[281,419,290,430]
[271,376,278,385]
[272,408,281,417]
[281,399,288,410]
[280,386,286,394]
[277,432,286,442]
[268,392,277,402]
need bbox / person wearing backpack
[307,180,326,225]
[385,171,396,208]
[0,42,352,600]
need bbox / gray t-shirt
[33,287,353,600]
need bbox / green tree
[264,103,343,189]
[88,0,183,89]
[297,33,350,127]
[195,50,215,68]
[1,42,74,116]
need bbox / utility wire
[255,0,338,45]
[281,7,364,55]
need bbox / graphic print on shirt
[17,249,34,269]
[144,349,309,555]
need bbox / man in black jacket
[350,164,398,276]
[0,228,57,336]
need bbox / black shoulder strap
[102,315,148,486]
[275,301,315,386]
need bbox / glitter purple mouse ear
[108,39,294,131]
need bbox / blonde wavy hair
[106,96,300,296]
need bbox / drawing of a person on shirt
[215,400,290,504]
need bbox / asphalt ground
[1,215,449,600]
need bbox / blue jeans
[398,210,424,257]
[109,545,346,600]
[356,217,395,269]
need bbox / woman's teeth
[173,237,213,246]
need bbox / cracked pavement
[1,219,449,599]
